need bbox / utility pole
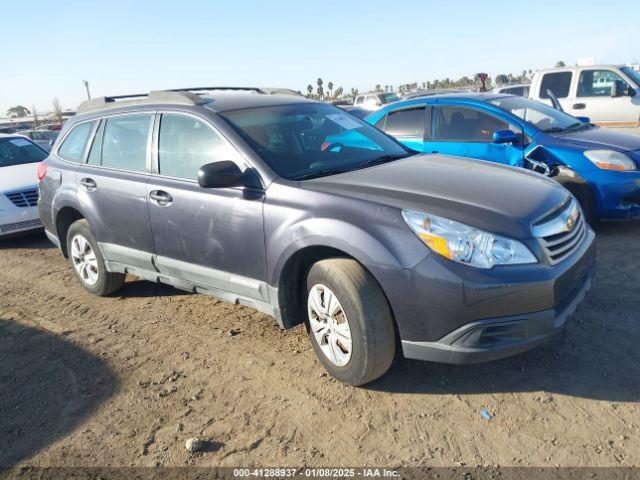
[82,80,91,99]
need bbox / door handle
[80,178,97,191]
[573,103,586,110]
[149,190,173,206]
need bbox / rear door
[78,112,156,272]
[381,106,429,151]
[570,68,639,130]
[146,111,267,301]
[426,104,524,167]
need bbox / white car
[529,65,640,134]
[0,134,48,238]
[493,83,530,97]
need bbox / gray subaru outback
[38,87,596,386]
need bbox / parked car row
[22,87,598,387]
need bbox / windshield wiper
[295,168,350,180]
[356,153,411,170]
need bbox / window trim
[151,110,251,185]
[431,105,518,144]
[576,68,629,98]
[54,118,99,164]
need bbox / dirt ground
[1,222,640,471]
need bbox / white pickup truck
[529,65,640,134]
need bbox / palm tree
[306,84,313,98]
[316,78,324,100]
[375,84,381,93]
[327,81,334,100]
[335,86,343,98]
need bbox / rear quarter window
[57,121,96,163]
[539,72,572,99]
[384,107,425,137]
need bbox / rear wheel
[306,258,396,386]
[67,220,124,296]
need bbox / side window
[577,69,629,97]
[433,107,509,142]
[101,114,152,172]
[57,121,96,163]
[87,120,105,165]
[384,107,425,137]
[539,72,572,99]
[158,113,242,180]
[374,115,387,130]
[355,96,365,105]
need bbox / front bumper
[0,205,42,237]
[586,169,640,220]
[401,263,593,363]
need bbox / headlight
[402,210,537,269]
[584,150,636,171]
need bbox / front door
[146,112,267,301]
[570,69,640,131]
[426,105,524,167]
[77,112,156,271]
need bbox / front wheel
[306,258,396,386]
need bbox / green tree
[555,60,566,67]
[6,105,30,118]
[306,84,313,98]
[495,74,509,85]
[335,86,343,98]
[316,78,324,100]
[375,84,381,93]
[327,81,334,99]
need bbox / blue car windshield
[489,96,588,133]
[0,137,48,167]
[221,103,411,180]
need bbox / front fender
[268,216,408,288]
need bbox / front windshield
[621,67,640,88]
[379,93,400,104]
[221,103,411,180]
[0,137,48,168]
[489,96,589,133]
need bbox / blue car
[364,93,640,222]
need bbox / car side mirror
[611,80,629,98]
[198,161,245,189]
[575,116,591,124]
[493,129,519,145]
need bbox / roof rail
[77,90,209,113]
[168,86,267,94]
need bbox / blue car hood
[555,127,640,152]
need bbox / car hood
[554,127,640,152]
[0,163,39,192]
[301,154,570,239]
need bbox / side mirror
[493,129,519,145]
[575,116,591,124]
[198,161,245,189]
[611,80,629,98]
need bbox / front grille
[5,188,39,208]
[533,199,587,265]
[0,218,42,235]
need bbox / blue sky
[2,0,638,114]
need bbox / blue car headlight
[584,150,636,171]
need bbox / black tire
[66,219,124,296]
[305,258,396,386]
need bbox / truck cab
[529,65,640,134]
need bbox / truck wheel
[306,258,396,386]
[67,220,124,296]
